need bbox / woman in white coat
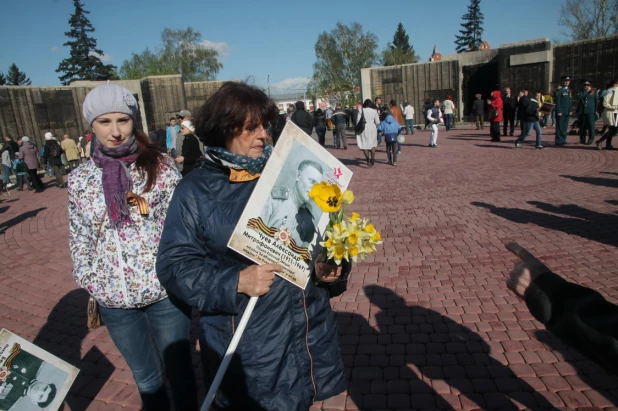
[356,99,381,166]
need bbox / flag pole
[200,296,259,411]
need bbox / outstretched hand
[505,242,550,298]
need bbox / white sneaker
[7,183,15,188]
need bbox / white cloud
[198,40,230,57]
[51,45,57,52]
[89,51,113,62]
[270,77,311,92]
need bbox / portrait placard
[228,122,352,289]
[0,329,79,411]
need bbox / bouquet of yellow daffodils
[308,182,382,265]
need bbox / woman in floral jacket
[67,83,197,410]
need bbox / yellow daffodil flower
[350,212,360,221]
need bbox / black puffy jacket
[156,157,346,410]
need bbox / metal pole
[200,296,259,411]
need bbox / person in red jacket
[487,90,503,141]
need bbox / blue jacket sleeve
[156,181,245,315]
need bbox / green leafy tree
[119,27,222,82]
[56,0,117,85]
[382,23,419,66]
[0,72,6,86]
[312,22,378,106]
[6,63,32,86]
[454,0,485,53]
[559,0,618,41]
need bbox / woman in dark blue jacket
[156,82,347,411]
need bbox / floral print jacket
[68,156,181,309]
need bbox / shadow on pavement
[475,144,517,150]
[33,289,115,410]
[339,285,554,410]
[533,329,618,406]
[561,174,618,189]
[471,201,618,248]
[0,207,46,234]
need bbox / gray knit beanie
[82,83,139,125]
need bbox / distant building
[430,45,442,62]
[479,41,491,50]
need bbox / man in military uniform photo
[555,75,573,146]
[0,348,58,410]
[260,160,324,248]
[576,79,599,145]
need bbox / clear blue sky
[0,0,565,93]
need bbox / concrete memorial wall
[0,75,227,144]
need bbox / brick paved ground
[1,125,618,410]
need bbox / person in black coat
[175,121,202,176]
[156,82,348,410]
[506,242,618,374]
[269,106,287,146]
[472,94,485,130]
[290,100,314,136]
[517,89,530,136]
[42,134,65,188]
[502,87,517,136]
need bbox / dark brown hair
[194,82,278,148]
[134,129,164,193]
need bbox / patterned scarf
[206,143,272,174]
[92,136,140,228]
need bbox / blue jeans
[444,114,453,131]
[405,119,415,134]
[99,297,197,410]
[377,130,383,145]
[551,110,556,126]
[2,165,11,184]
[517,121,542,146]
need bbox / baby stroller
[568,119,581,135]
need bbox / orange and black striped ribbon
[247,217,311,260]
[3,343,21,369]
[127,192,149,216]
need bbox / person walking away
[488,91,503,141]
[357,99,381,166]
[502,88,517,136]
[1,147,11,188]
[43,133,65,188]
[61,134,81,172]
[68,83,198,410]
[331,103,348,149]
[576,79,599,145]
[17,137,44,193]
[472,94,485,130]
[596,79,618,150]
[555,75,573,146]
[442,96,456,132]
[314,109,327,147]
[13,137,32,191]
[517,89,530,137]
[514,92,543,149]
[389,100,404,153]
[166,117,180,157]
[403,101,415,135]
[426,99,443,147]
[290,101,314,136]
[175,121,201,176]
[378,111,401,165]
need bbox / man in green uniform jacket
[555,75,573,146]
[576,79,599,144]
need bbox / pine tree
[392,23,412,54]
[454,0,485,53]
[56,0,117,85]
[6,63,32,86]
[0,72,6,86]
[382,23,419,66]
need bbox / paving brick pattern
[1,127,617,410]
